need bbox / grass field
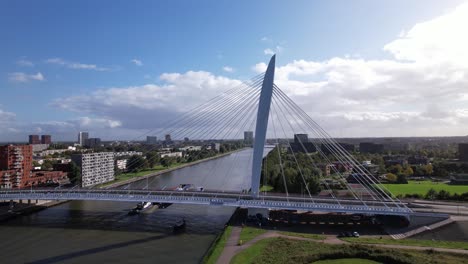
[230,237,467,264]
[312,259,381,264]
[278,231,326,240]
[239,226,267,244]
[342,237,468,250]
[203,226,232,264]
[380,180,468,196]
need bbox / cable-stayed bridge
[0,55,421,220]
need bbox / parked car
[352,231,360,237]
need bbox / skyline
[1,0,468,141]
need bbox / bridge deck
[0,188,418,216]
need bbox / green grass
[380,180,468,196]
[230,237,467,264]
[259,185,274,192]
[203,226,233,264]
[278,231,326,240]
[238,226,268,244]
[230,238,272,264]
[312,258,381,264]
[342,237,468,250]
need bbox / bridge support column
[251,55,276,197]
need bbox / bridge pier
[251,55,276,197]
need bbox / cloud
[264,48,275,55]
[264,45,283,56]
[8,72,45,83]
[0,109,16,124]
[16,58,34,67]
[261,37,271,42]
[51,71,242,131]
[131,59,143,66]
[45,57,111,71]
[222,66,234,72]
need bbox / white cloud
[264,46,283,56]
[264,48,275,55]
[8,72,45,83]
[45,57,111,71]
[222,66,234,72]
[261,37,271,42]
[384,3,468,68]
[16,58,34,67]
[131,59,143,66]
[52,71,242,130]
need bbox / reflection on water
[0,149,256,264]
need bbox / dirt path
[216,227,468,264]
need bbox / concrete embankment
[103,148,248,189]
[0,200,67,222]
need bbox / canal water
[0,149,255,264]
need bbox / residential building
[85,138,101,148]
[114,151,143,157]
[78,132,89,146]
[0,145,33,188]
[459,143,468,162]
[179,146,202,151]
[116,159,127,170]
[41,135,52,144]
[160,152,182,158]
[359,142,384,154]
[289,133,316,153]
[71,152,114,187]
[244,131,254,145]
[146,136,157,144]
[29,135,41,144]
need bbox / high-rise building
[41,135,52,144]
[289,134,316,153]
[164,134,173,145]
[244,131,254,144]
[85,138,101,148]
[71,152,114,187]
[28,135,41,144]
[459,143,468,162]
[146,136,157,144]
[78,132,89,146]
[0,145,33,188]
[294,134,309,144]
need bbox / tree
[425,188,437,200]
[146,152,159,168]
[160,157,174,168]
[127,155,148,172]
[386,173,397,183]
[396,174,408,184]
[403,166,414,177]
[69,162,81,185]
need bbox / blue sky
[1,0,468,141]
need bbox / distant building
[211,143,221,151]
[41,135,52,144]
[146,136,157,144]
[459,143,468,162]
[408,156,430,165]
[289,134,316,153]
[179,146,202,152]
[383,155,408,166]
[164,134,173,145]
[85,138,101,148]
[32,144,49,152]
[71,152,114,187]
[321,143,355,155]
[359,142,384,154]
[116,159,127,171]
[29,135,41,144]
[78,132,89,146]
[184,137,189,142]
[114,151,143,157]
[160,152,182,158]
[244,131,254,145]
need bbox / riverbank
[102,148,248,189]
[0,200,67,222]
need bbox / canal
[0,149,255,264]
